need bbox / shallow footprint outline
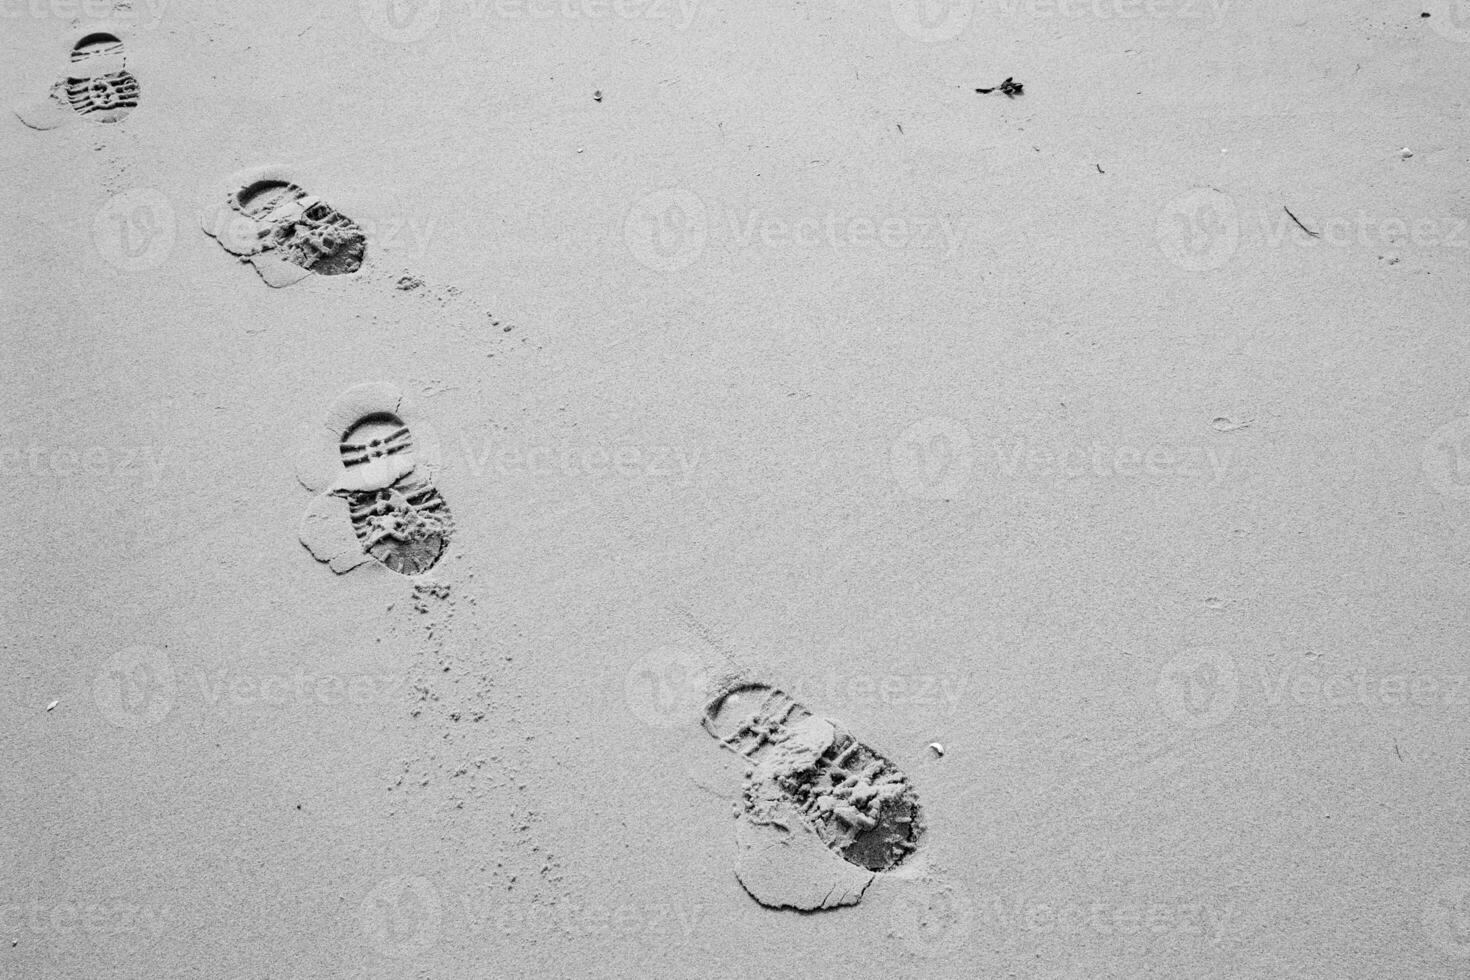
[14,28,140,130]
[703,682,925,911]
[297,383,452,577]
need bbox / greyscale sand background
[3,0,1470,975]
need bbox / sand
[4,0,1470,976]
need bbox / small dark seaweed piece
[975,76,1024,98]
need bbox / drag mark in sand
[201,167,366,287]
[14,29,139,130]
[297,383,453,576]
[703,682,924,911]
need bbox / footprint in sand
[296,383,452,577]
[200,166,366,287]
[14,28,141,130]
[703,682,925,911]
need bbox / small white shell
[928,742,944,757]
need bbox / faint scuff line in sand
[512,318,675,417]
[1211,415,1254,432]
[295,5,324,38]
[952,717,1215,832]
[126,500,239,553]
[667,601,740,670]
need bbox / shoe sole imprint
[704,683,924,873]
[71,32,126,62]
[236,180,366,276]
[14,27,138,129]
[296,383,451,576]
[201,167,366,286]
[57,70,139,122]
[339,414,451,576]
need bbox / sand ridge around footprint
[13,24,140,130]
[200,165,367,287]
[703,682,925,911]
[296,382,453,576]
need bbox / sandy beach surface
[4,0,1470,976]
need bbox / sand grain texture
[4,0,1470,977]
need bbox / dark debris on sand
[976,77,1024,98]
